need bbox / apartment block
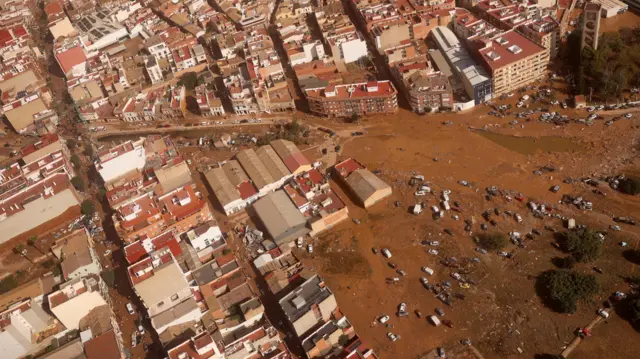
[476,30,549,96]
[279,275,338,337]
[516,16,560,59]
[305,81,398,117]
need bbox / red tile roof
[55,47,87,75]
[476,30,546,72]
[83,329,121,359]
[334,158,364,178]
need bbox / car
[396,269,407,276]
[126,303,135,315]
[382,248,392,258]
[372,247,379,255]
[131,331,138,347]
[609,225,621,231]
[587,106,595,112]
[307,244,313,253]
[420,276,429,286]
[428,249,439,255]
[438,347,446,358]
[435,307,445,316]
[475,247,488,254]
[297,237,303,248]
[379,315,390,324]
[397,303,408,316]
[428,241,440,246]
[387,332,398,342]
[451,273,462,281]
[597,309,610,318]
[588,113,598,121]
[498,251,511,258]
[388,262,398,269]
[351,131,364,136]
[550,185,561,193]
[514,214,523,223]
[138,325,145,335]
[624,113,633,119]
[459,283,471,289]
[352,218,361,224]
[422,266,434,275]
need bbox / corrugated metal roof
[345,169,391,204]
[256,145,291,180]
[236,149,274,190]
[253,191,307,239]
[205,167,241,207]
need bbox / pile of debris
[561,194,593,211]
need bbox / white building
[53,229,102,281]
[48,276,109,330]
[0,298,57,359]
[95,138,146,184]
[145,55,164,84]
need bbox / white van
[422,266,434,275]
[429,315,441,327]
[382,248,392,258]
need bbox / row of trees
[568,27,640,101]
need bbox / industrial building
[253,190,310,245]
[430,26,492,105]
[334,158,392,209]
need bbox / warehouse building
[334,158,392,209]
[253,190,310,245]
[270,139,312,175]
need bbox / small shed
[574,95,586,109]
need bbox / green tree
[83,145,94,158]
[81,200,95,216]
[71,176,85,191]
[560,229,603,263]
[177,72,198,90]
[538,270,600,313]
[619,177,640,195]
[70,154,81,168]
[0,275,18,294]
[478,232,507,251]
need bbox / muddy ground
[292,94,640,359]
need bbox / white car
[307,244,313,253]
[379,315,390,324]
[138,325,145,335]
[126,303,135,315]
[420,277,429,286]
[588,114,597,121]
[451,273,462,281]
[624,113,633,118]
[587,106,595,112]
[428,249,439,255]
[297,237,303,248]
[387,332,398,342]
[382,248,392,258]
[428,241,440,246]
[516,102,524,108]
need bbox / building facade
[305,81,398,117]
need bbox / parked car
[382,248,392,258]
[378,315,390,324]
[126,303,135,315]
[387,332,398,342]
[422,266,434,275]
[138,325,145,335]
[438,347,446,358]
[307,244,313,253]
[435,307,445,316]
[397,303,408,317]
[372,247,379,255]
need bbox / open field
[292,99,640,359]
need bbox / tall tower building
[581,3,601,50]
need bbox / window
[171,294,179,301]
[157,301,165,307]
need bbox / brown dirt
[294,94,640,359]
[600,11,640,33]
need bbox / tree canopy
[478,232,507,251]
[81,200,95,216]
[538,270,600,313]
[177,72,199,90]
[560,229,603,263]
